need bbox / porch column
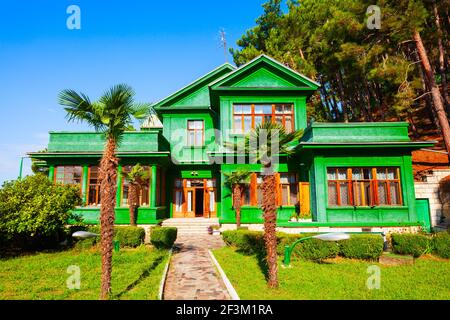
[151,165,157,207]
[48,165,55,182]
[116,165,122,207]
[81,165,89,205]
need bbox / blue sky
[0,0,269,184]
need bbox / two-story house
[29,55,434,234]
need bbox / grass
[213,246,450,300]
[0,245,169,300]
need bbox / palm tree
[224,170,252,228]
[227,122,303,288]
[58,84,149,299]
[122,164,150,226]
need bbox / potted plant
[212,225,221,235]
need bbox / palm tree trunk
[414,30,450,162]
[232,185,242,228]
[99,137,118,300]
[261,166,278,288]
[128,183,138,227]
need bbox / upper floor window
[54,166,82,187]
[327,167,402,207]
[233,104,294,133]
[187,120,204,146]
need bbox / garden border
[208,250,240,300]
[158,248,173,300]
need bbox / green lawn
[0,246,169,300]
[213,247,450,300]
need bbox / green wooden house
[29,55,434,232]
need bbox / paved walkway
[163,235,231,300]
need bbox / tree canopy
[231,0,449,142]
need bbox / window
[233,104,294,133]
[174,179,183,213]
[187,120,204,146]
[279,173,298,206]
[121,165,150,207]
[238,172,298,207]
[54,166,82,187]
[88,166,101,206]
[327,167,403,207]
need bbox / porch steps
[162,218,220,235]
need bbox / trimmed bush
[294,238,340,261]
[75,226,145,248]
[150,227,177,249]
[223,230,339,261]
[115,226,145,247]
[222,229,265,254]
[391,233,431,257]
[433,232,450,259]
[340,235,384,260]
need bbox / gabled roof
[152,63,236,110]
[209,54,320,90]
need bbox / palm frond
[60,84,152,142]
[225,121,304,164]
[224,170,252,188]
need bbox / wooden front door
[172,178,217,218]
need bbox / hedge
[340,235,384,260]
[150,227,177,249]
[433,232,450,259]
[391,233,432,257]
[72,226,145,249]
[222,230,265,254]
[222,230,383,261]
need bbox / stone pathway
[163,235,231,300]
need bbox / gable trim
[152,63,236,109]
[209,54,321,89]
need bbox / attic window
[187,120,204,146]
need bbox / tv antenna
[219,28,228,63]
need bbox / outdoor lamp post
[283,232,350,267]
[72,231,120,252]
[72,231,100,239]
[18,156,28,179]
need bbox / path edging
[158,248,173,300]
[208,250,240,300]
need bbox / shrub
[222,229,265,254]
[0,174,81,250]
[115,226,145,247]
[340,235,384,260]
[391,233,431,257]
[150,227,177,249]
[74,237,97,250]
[433,232,450,259]
[295,238,340,261]
[83,226,145,248]
[223,230,338,261]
